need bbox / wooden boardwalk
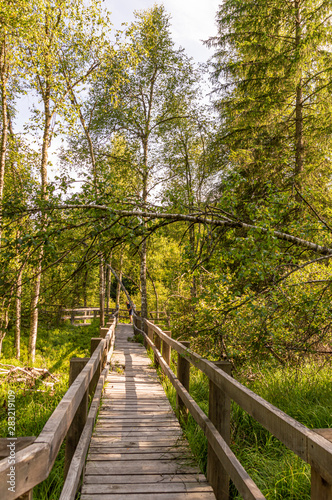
[81,323,215,499]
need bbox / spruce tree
[208,0,332,200]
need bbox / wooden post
[145,323,152,352]
[143,320,148,348]
[312,429,332,499]
[207,360,232,500]
[311,469,332,499]
[64,357,89,479]
[70,310,75,326]
[90,338,103,395]
[154,332,162,369]
[99,327,109,339]
[176,341,190,421]
[162,331,172,366]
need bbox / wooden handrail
[0,313,118,499]
[144,331,265,499]
[133,314,332,499]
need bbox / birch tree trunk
[15,264,24,360]
[0,37,8,231]
[116,248,124,309]
[106,253,112,315]
[99,255,105,327]
[28,75,51,363]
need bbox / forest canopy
[1,0,332,367]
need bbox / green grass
[0,320,100,499]
[153,351,332,500]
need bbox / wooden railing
[0,312,118,500]
[60,307,134,325]
[133,313,332,500]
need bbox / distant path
[81,323,215,499]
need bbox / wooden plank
[95,423,180,429]
[82,482,214,494]
[85,460,200,475]
[86,452,193,461]
[314,429,332,442]
[88,446,189,455]
[89,442,187,450]
[92,433,183,441]
[81,493,216,500]
[84,473,207,484]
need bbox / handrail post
[311,430,332,499]
[162,331,172,366]
[64,357,89,479]
[146,322,153,352]
[143,320,148,348]
[207,360,232,500]
[154,331,162,369]
[176,341,190,421]
[90,338,105,395]
[311,468,332,499]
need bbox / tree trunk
[29,253,43,364]
[28,82,51,363]
[140,149,149,319]
[15,256,25,359]
[116,248,124,309]
[0,37,8,243]
[140,235,148,319]
[0,306,9,358]
[146,268,159,320]
[83,267,88,308]
[294,1,303,189]
[99,255,105,327]
[15,262,25,360]
[106,253,112,315]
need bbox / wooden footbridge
[1,310,332,499]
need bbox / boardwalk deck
[81,323,216,499]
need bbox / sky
[104,0,220,64]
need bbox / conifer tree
[208,0,332,200]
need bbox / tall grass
[158,353,332,499]
[0,321,100,499]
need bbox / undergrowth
[152,348,332,500]
[0,320,100,499]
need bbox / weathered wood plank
[88,446,189,455]
[84,473,206,484]
[82,482,214,494]
[85,460,201,475]
[81,493,216,500]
